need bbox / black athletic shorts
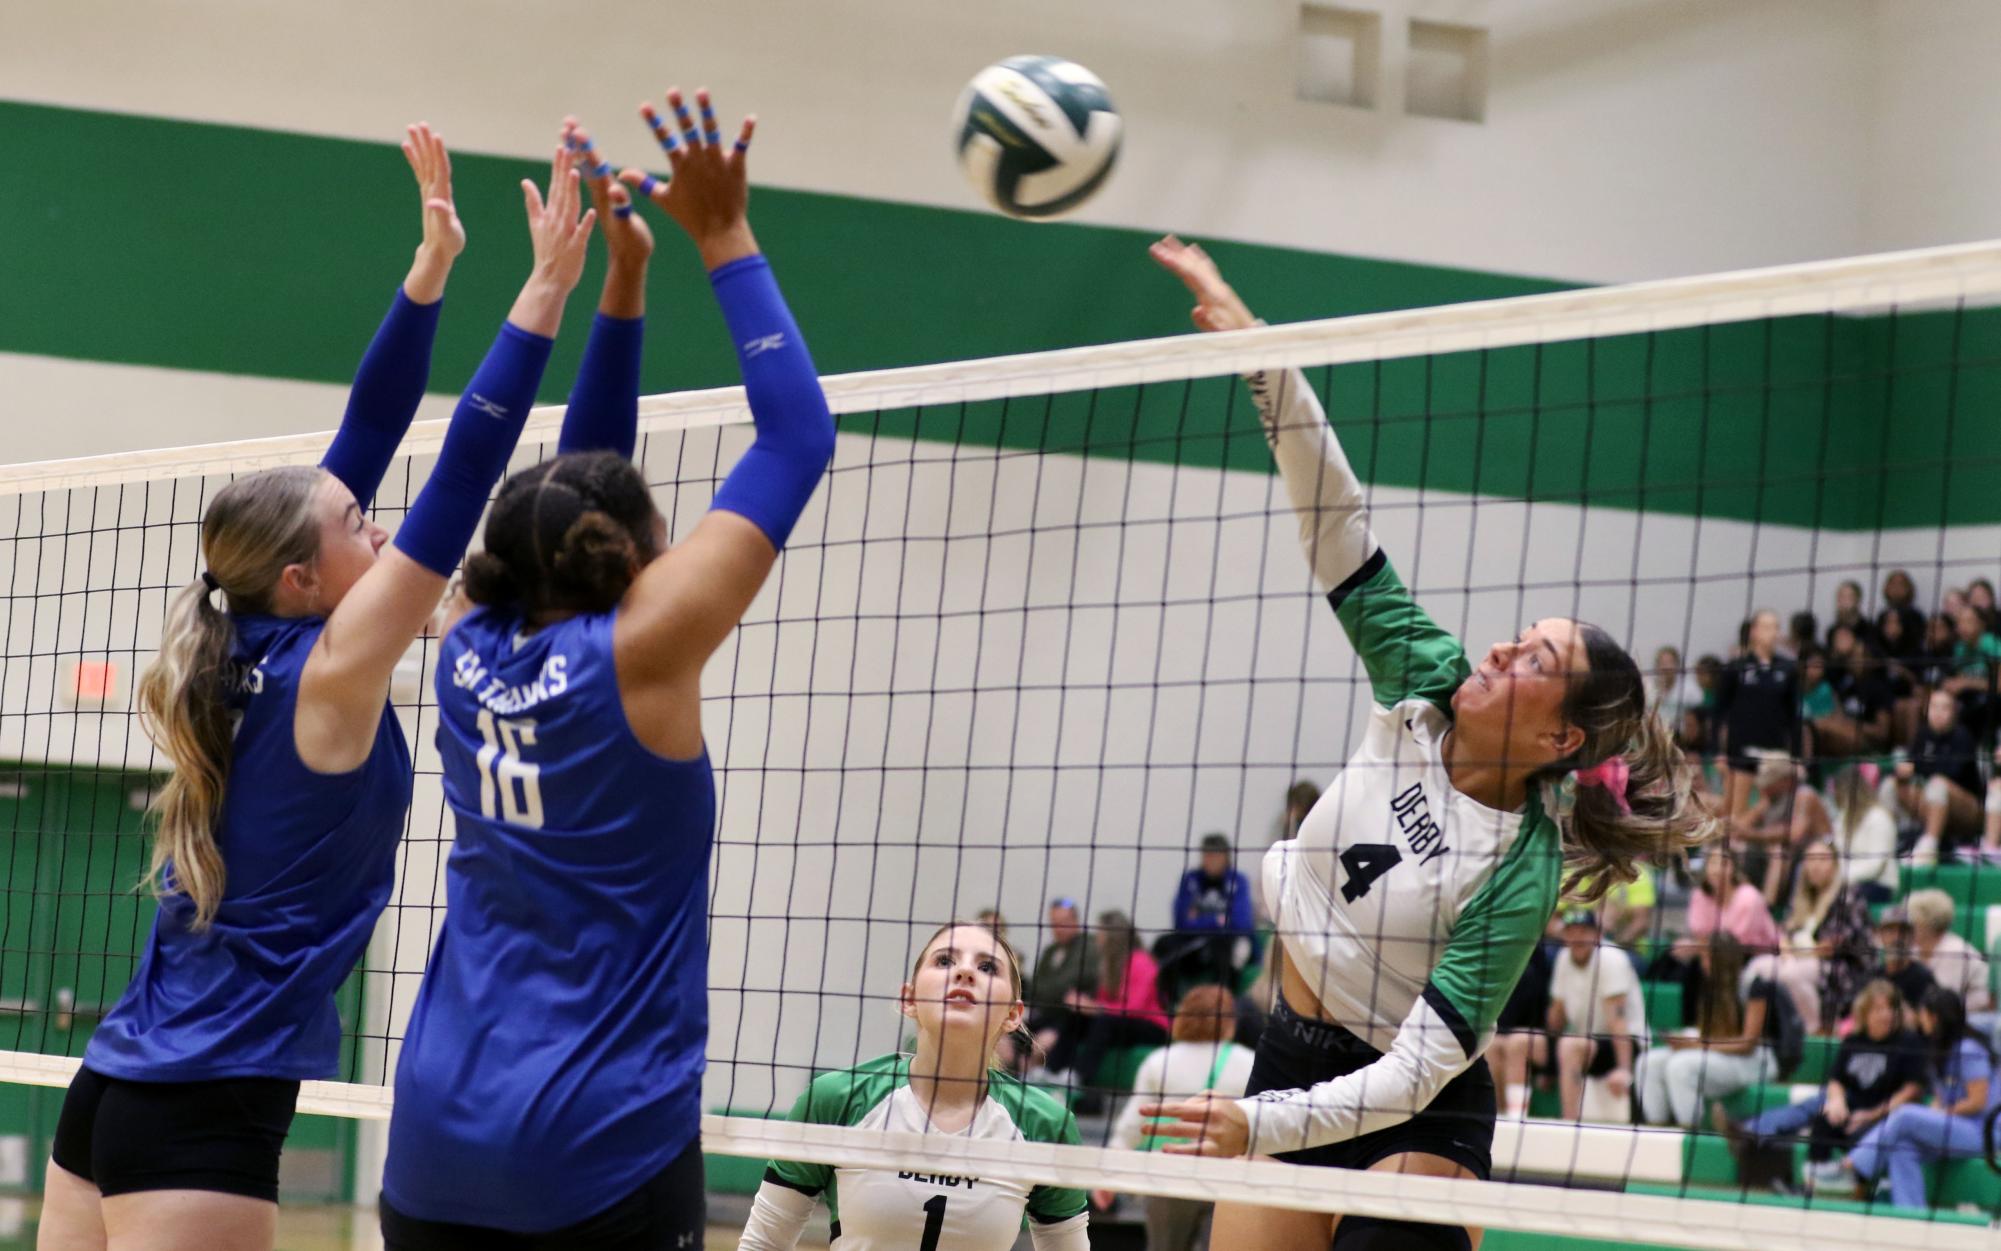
[379,1137,706,1251]
[1582,1036,1622,1078]
[1246,996,1495,1180]
[51,1064,300,1201]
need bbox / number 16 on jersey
[475,709,544,829]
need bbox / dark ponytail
[464,451,660,616]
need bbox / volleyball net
[1,240,2000,1247]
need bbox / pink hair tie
[1574,757,1632,816]
[1856,761,1881,790]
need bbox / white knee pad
[1923,775,1950,808]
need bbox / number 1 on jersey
[475,709,544,828]
[919,1194,947,1251]
[1338,842,1402,902]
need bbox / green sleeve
[764,1081,835,1196]
[1332,551,1470,714]
[1025,1103,1088,1223]
[1425,810,1562,1047]
[765,1060,902,1198]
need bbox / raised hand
[624,86,758,270]
[1135,1090,1251,1157]
[506,146,597,337]
[1149,234,1258,333]
[564,116,653,274]
[400,122,463,303]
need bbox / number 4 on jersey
[1338,842,1402,902]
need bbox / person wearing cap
[1167,834,1258,993]
[1547,910,1646,1122]
[1869,906,1938,1029]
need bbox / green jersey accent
[1334,553,1472,715]
[766,1054,1086,1249]
[1426,791,1562,1040]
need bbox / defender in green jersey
[1139,238,1711,1251]
[740,923,1089,1251]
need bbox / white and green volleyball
[952,56,1121,221]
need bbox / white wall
[1863,0,2001,253]
[2,0,1883,288]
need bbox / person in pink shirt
[1681,849,1784,957]
[1046,910,1170,1108]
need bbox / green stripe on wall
[3,100,1998,529]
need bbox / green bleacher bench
[1641,980,1683,1031]
[1628,1180,1992,1225]
[1899,863,2001,948]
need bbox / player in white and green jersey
[1139,238,1710,1251]
[739,923,1089,1251]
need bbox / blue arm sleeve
[321,288,443,510]
[706,255,836,550]
[392,323,553,577]
[558,312,643,459]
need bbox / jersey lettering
[474,709,545,828]
[898,1171,977,1190]
[1388,782,1452,866]
[452,648,570,716]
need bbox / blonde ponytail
[137,466,323,929]
[1544,625,1717,903]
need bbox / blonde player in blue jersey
[378,86,837,1251]
[39,137,597,1251]
[1138,239,1712,1251]
[739,921,1090,1251]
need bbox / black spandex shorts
[51,1065,300,1201]
[1582,1037,1622,1078]
[1246,997,1495,1180]
[379,1137,706,1251]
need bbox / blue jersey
[87,615,411,1081]
[383,606,715,1232]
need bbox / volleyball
[952,55,1121,220]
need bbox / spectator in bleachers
[1734,754,1830,905]
[1816,624,1894,758]
[1280,780,1319,842]
[1488,915,1560,1120]
[1716,610,1801,825]
[1158,835,1255,1004]
[1026,897,1097,1065]
[1942,603,2000,736]
[1903,889,1993,1014]
[1045,910,1168,1107]
[1968,577,1997,631]
[1599,863,1657,950]
[1798,647,1836,727]
[975,908,1008,940]
[1548,910,1644,1122]
[1690,653,1725,752]
[1637,934,1785,1128]
[1941,586,1969,623]
[1896,690,1985,863]
[1647,645,1703,743]
[1787,611,1818,661]
[1827,764,1899,905]
[1735,979,1926,1191]
[1869,908,1939,1028]
[1745,839,1873,1032]
[1826,579,1877,652]
[1875,603,1923,743]
[1683,848,1783,958]
[1848,987,1997,1207]
[1103,985,1256,1249]
[1880,570,1926,651]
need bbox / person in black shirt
[1871,908,1940,1027]
[1717,610,1802,824]
[1895,689,1985,861]
[1814,624,1894,758]
[1880,570,1926,651]
[1737,979,1925,1185]
[1825,580,1878,654]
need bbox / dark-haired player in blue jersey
[39,136,598,1251]
[379,86,836,1251]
